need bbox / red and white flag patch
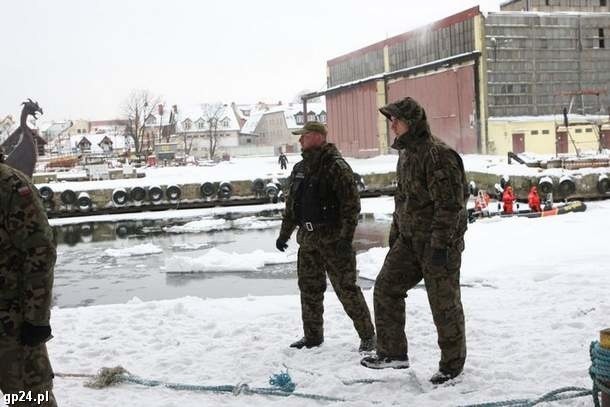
[17,185,32,197]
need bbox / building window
[575,128,583,133]
[542,129,550,135]
[602,0,607,6]
[531,130,539,135]
[198,120,205,129]
[599,28,605,49]
[222,119,230,128]
[295,113,304,125]
[246,138,252,144]
[586,128,593,132]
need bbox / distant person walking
[278,152,288,170]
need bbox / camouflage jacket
[279,143,360,245]
[0,163,56,335]
[390,125,469,249]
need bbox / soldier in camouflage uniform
[0,156,57,406]
[275,121,375,352]
[360,97,469,385]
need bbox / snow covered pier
[33,154,610,218]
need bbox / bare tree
[201,103,227,160]
[121,89,161,156]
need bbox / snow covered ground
[15,199,606,407]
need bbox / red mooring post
[601,328,610,407]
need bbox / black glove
[430,247,448,267]
[336,239,353,255]
[20,321,52,347]
[276,238,288,252]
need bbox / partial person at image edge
[0,149,58,407]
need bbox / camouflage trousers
[374,235,466,373]
[297,242,375,341]
[0,334,56,407]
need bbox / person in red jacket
[528,186,542,212]
[502,185,515,214]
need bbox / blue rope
[268,371,296,392]
[116,370,348,402]
[457,387,592,407]
[590,341,610,407]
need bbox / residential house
[0,115,15,143]
[71,132,129,156]
[155,103,242,159]
[240,102,327,153]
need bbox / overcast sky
[1,0,501,121]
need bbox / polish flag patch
[17,186,32,197]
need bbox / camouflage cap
[292,121,327,136]
[379,97,425,125]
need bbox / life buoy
[77,192,92,211]
[38,186,54,202]
[597,174,609,194]
[200,182,217,198]
[500,175,510,190]
[79,223,93,237]
[130,186,146,202]
[468,181,478,197]
[79,223,94,243]
[252,178,265,193]
[265,183,279,203]
[166,185,181,201]
[558,176,576,196]
[218,182,233,199]
[538,177,554,195]
[60,189,77,205]
[115,223,130,238]
[63,226,80,246]
[353,173,366,192]
[148,186,163,203]
[112,188,128,206]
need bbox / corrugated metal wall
[326,82,380,158]
[387,64,478,153]
[486,12,610,116]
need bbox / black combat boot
[290,337,323,349]
[429,368,462,384]
[358,335,376,352]
[360,354,409,369]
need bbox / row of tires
[469,174,610,197]
[37,179,288,211]
[38,182,236,210]
[527,174,609,196]
[39,173,366,212]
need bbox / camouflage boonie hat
[379,97,425,125]
[292,121,327,136]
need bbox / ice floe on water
[163,216,281,234]
[103,243,163,258]
[165,248,297,273]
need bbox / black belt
[300,222,332,232]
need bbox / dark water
[53,212,389,308]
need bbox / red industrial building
[306,3,610,157]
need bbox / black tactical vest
[291,161,339,225]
